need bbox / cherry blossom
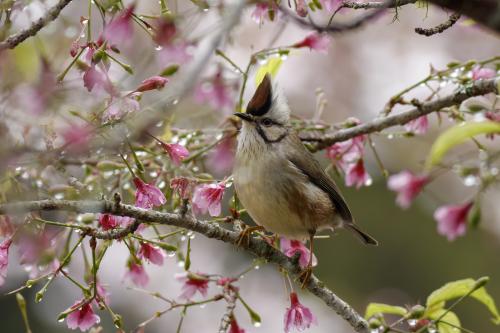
[103,5,135,46]
[345,159,371,189]
[229,317,246,333]
[284,292,317,333]
[405,115,429,135]
[471,66,496,81]
[192,181,226,217]
[125,262,149,287]
[206,136,235,176]
[176,272,209,300]
[294,33,331,53]
[280,237,317,269]
[159,142,189,166]
[66,300,100,331]
[133,177,166,209]
[434,202,473,241]
[194,71,235,112]
[134,76,168,93]
[170,177,194,200]
[388,171,429,209]
[138,243,165,266]
[0,238,12,286]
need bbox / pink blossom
[296,0,308,17]
[206,136,235,177]
[170,177,194,200]
[434,202,473,241]
[405,115,429,135]
[284,292,317,333]
[160,142,189,166]
[153,18,176,46]
[135,76,168,93]
[96,283,111,304]
[98,214,120,230]
[194,71,235,111]
[251,3,273,24]
[280,237,317,269]
[192,181,226,217]
[216,277,237,287]
[133,177,166,209]
[320,0,341,11]
[125,262,149,287]
[293,33,331,53]
[158,42,193,66]
[0,238,12,286]
[326,135,365,169]
[83,65,106,92]
[229,317,246,333]
[103,5,135,46]
[138,243,165,266]
[387,171,429,209]
[176,272,209,299]
[102,95,140,122]
[471,66,496,81]
[66,300,100,331]
[345,159,371,189]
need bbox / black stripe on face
[255,124,288,144]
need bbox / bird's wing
[285,133,353,222]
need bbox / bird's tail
[344,223,378,246]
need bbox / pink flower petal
[434,202,473,241]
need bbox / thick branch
[302,77,499,151]
[0,0,73,51]
[338,0,417,10]
[0,199,370,333]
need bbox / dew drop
[364,178,373,186]
[253,322,261,328]
[463,175,478,187]
[54,193,64,200]
[199,304,206,309]
[150,171,159,178]
[167,251,176,257]
[58,318,65,322]
[155,45,163,51]
[158,181,166,189]
[172,99,179,105]
[254,265,260,270]
[407,319,417,327]
[387,134,394,140]
[177,261,185,267]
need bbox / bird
[233,74,377,283]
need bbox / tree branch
[0,199,370,333]
[301,77,499,151]
[415,13,461,36]
[0,0,74,51]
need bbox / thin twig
[415,13,461,36]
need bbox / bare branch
[301,77,499,151]
[0,199,370,333]
[0,0,74,51]
[415,13,461,36]
[338,0,417,10]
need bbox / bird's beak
[234,112,254,122]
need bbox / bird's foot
[298,266,313,289]
[236,225,265,247]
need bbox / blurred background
[1,0,499,332]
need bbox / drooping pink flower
[96,282,111,304]
[176,272,209,299]
[216,277,238,287]
[387,171,429,209]
[160,142,189,166]
[66,300,100,331]
[284,292,317,333]
[229,317,246,333]
[153,18,177,47]
[98,214,120,230]
[405,115,429,135]
[326,135,365,169]
[138,243,165,266]
[471,66,496,81]
[192,181,226,217]
[434,202,473,241]
[103,5,135,46]
[133,177,166,209]
[293,33,331,53]
[0,238,12,286]
[320,0,341,11]
[194,71,235,112]
[124,262,149,287]
[296,0,308,17]
[83,65,106,92]
[170,177,194,200]
[251,3,275,24]
[280,237,317,269]
[158,42,193,66]
[206,136,235,177]
[135,76,168,93]
[345,159,371,189]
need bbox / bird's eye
[261,118,273,127]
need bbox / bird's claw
[235,225,265,247]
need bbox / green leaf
[426,121,500,169]
[429,309,461,333]
[255,57,283,86]
[364,303,407,319]
[426,277,500,324]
